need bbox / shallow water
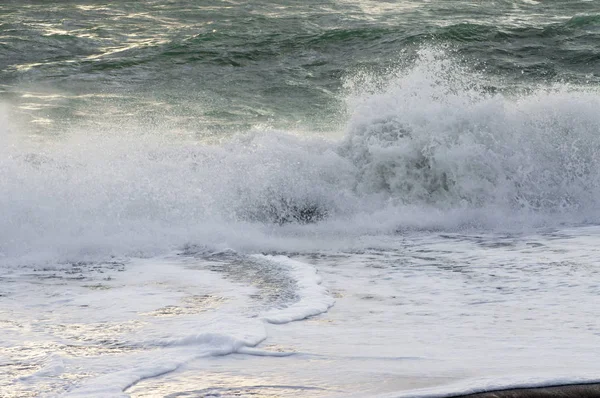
[3,229,600,397]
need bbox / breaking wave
[342,49,600,212]
[3,48,600,265]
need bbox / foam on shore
[253,255,335,324]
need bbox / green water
[1,1,599,136]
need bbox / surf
[2,48,600,267]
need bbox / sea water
[2,1,600,397]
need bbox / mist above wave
[343,49,600,212]
[2,48,600,264]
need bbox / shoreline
[452,383,600,398]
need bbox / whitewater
[2,47,600,397]
[4,50,600,262]
[4,0,600,388]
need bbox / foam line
[252,255,335,324]
[64,333,267,397]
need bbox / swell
[4,15,599,75]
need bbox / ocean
[2,1,600,397]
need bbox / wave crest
[341,48,600,212]
[3,48,600,264]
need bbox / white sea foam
[1,256,273,397]
[63,333,264,398]
[3,18,600,398]
[254,255,335,324]
[343,49,600,211]
[2,48,600,265]
[1,250,340,397]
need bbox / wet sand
[455,383,600,398]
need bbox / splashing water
[342,49,600,211]
[3,48,600,266]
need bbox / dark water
[1,1,599,135]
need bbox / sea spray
[3,49,600,266]
[341,48,600,211]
